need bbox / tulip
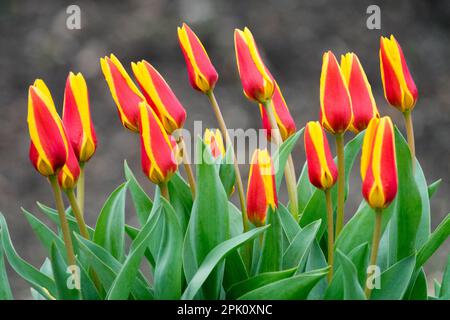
[204,128,225,159]
[100,54,146,132]
[259,82,296,141]
[246,149,278,227]
[132,60,187,134]
[234,27,275,103]
[177,23,218,93]
[340,53,379,133]
[138,102,178,186]
[58,145,80,191]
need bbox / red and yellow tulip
[63,72,97,162]
[177,23,219,93]
[246,149,278,226]
[304,121,338,190]
[132,60,186,134]
[320,51,353,134]
[259,82,296,141]
[340,53,379,133]
[100,54,145,132]
[28,80,68,176]
[361,116,398,209]
[204,128,225,159]
[380,35,418,112]
[138,102,178,184]
[58,144,80,190]
[234,27,275,103]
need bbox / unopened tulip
[177,23,219,93]
[246,149,278,226]
[304,121,338,190]
[320,51,353,134]
[361,116,398,209]
[138,102,178,184]
[132,60,186,134]
[63,72,97,162]
[234,28,275,103]
[204,128,225,159]
[100,54,146,132]
[58,145,80,190]
[341,53,379,133]
[28,80,68,176]
[259,82,296,141]
[380,35,418,112]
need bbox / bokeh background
[0,0,448,299]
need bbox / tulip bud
[139,102,178,184]
[63,72,97,162]
[361,116,398,209]
[58,144,80,190]
[246,149,278,226]
[100,54,146,132]
[28,80,68,176]
[380,35,418,112]
[132,60,186,134]
[204,128,225,159]
[340,53,380,133]
[177,23,219,93]
[304,121,338,190]
[234,27,275,103]
[320,51,353,134]
[259,82,296,141]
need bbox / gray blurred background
[0,0,448,299]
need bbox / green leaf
[167,173,193,233]
[336,250,366,300]
[433,279,441,298]
[414,161,431,250]
[371,254,416,300]
[93,182,127,262]
[406,268,427,300]
[305,240,328,299]
[181,226,269,300]
[427,179,442,199]
[124,160,152,226]
[439,254,450,299]
[257,207,282,273]
[0,240,13,299]
[238,267,329,300]
[125,224,155,267]
[219,146,236,197]
[227,267,296,300]
[31,259,53,300]
[279,204,300,244]
[296,163,314,214]
[50,243,80,300]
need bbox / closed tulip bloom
[320,51,353,134]
[234,28,275,103]
[204,128,225,159]
[58,144,80,190]
[361,116,398,209]
[132,60,186,134]
[100,54,146,132]
[259,82,296,141]
[63,72,97,162]
[177,23,219,93]
[380,35,418,112]
[139,102,178,184]
[28,80,68,176]
[304,121,338,190]
[340,53,379,133]
[246,149,278,226]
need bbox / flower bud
[58,144,80,190]
[204,128,225,159]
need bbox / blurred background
[0,0,448,299]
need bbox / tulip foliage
[0,26,449,301]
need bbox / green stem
[365,208,383,299]
[403,110,416,172]
[263,100,299,221]
[178,136,196,197]
[335,133,345,237]
[66,189,90,240]
[77,163,85,217]
[159,182,170,201]
[48,175,76,266]
[325,188,334,282]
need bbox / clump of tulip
[0,24,448,302]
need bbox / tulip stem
[335,133,345,237]
[365,208,383,299]
[178,136,196,197]
[403,110,416,172]
[159,182,170,201]
[77,162,85,217]
[325,188,334,282]
[48,175,76,267]
[262,100,298,221]
[66,189,90,240]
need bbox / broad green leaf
[257,207,282,273]
[406,268,427,300]
[124,160,152,225]
[439,254,450,299]
[434,279,441,298]
[427,179,442,199]
[238,267,329,300]
[371,254,416,300]
[125,224,155,267]
[228,202,244,237]
[50,243,80,300]
[167,173,193,233]
[0,240,13,299]
[305,240,328,299]
[279,204,300,244]
[93,182,127,262]
[336,250,366,300]
[181,226,269,300]
[227,267,296,300]
[31,259,53,300]
[219,146,236,197]
[296,163,314,214]
[414,161,431,249]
